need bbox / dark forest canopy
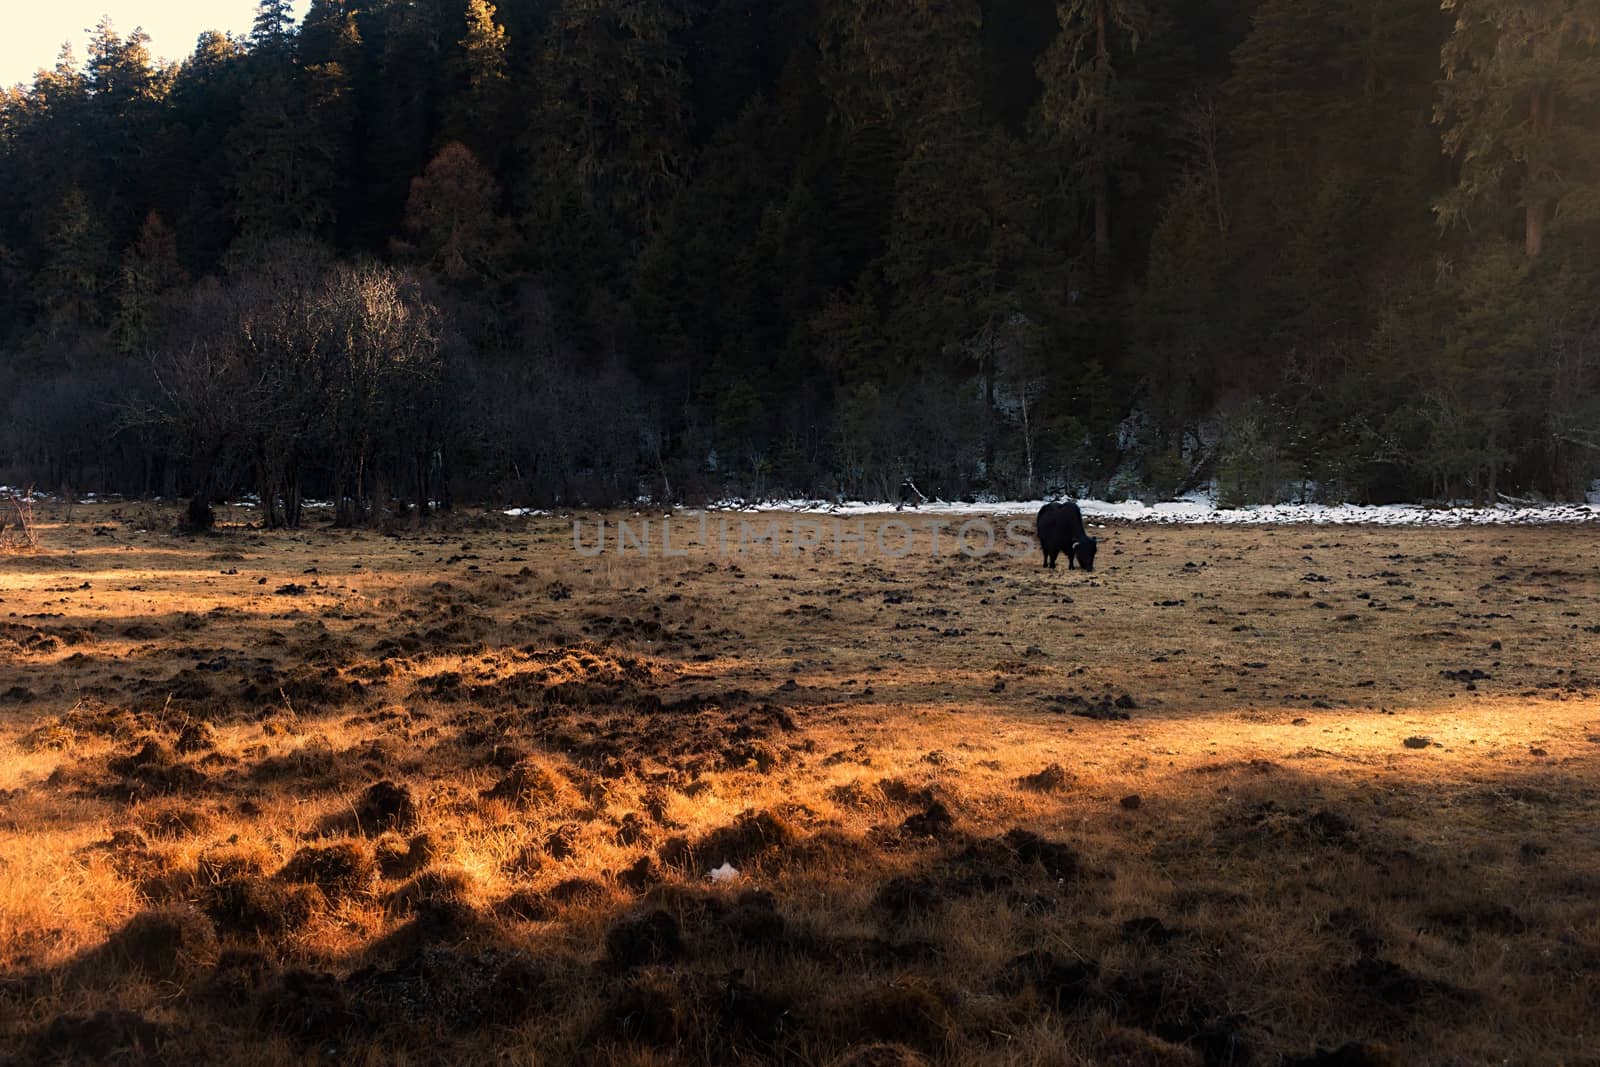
[2,0,1598,521]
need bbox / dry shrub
[18,718,74,752]
[0,490,39,552]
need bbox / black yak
[1036,501,1097,572]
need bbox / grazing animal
[1036,501,1097,572]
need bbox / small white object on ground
[708,860,740,884]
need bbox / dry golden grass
[1,502,1598,1065]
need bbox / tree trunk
[258,469,282,528]
[1020,387,1035,492]
[1487,424,1499,503]
[1526,201,1546,259]
[983,329,997,478]
[1526,88,1549,258]
[281,473,302,529]
[1092,0,1110,272]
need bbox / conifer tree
[252,0,298,53]
[112,211,186,353]
[444,0,511,156]
[1435,0,1600,257]
[1035,0,1149,273]
[35,186,109,331]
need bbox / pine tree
[87,18,156,106]
[252,0,299,53]
[1435,0,1600,257]
[86,18,164,241]
[443,0,511,156]
[352,0,447,248]
[228,67,341,238]
[113,211,187,353]
[1035,0,1149,274]
[527,0,691,242]
[461,0,509,99]
[35,186,110,331]
[299,0,362,69]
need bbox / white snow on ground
[5,485,1594,526]
[696,495,1600,526]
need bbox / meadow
[1,503,1596,1066]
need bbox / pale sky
[2,2,312,89]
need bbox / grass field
[1,503,1597,1066]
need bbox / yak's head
[1074,536,1098,572]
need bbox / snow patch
[700,496,1600,527]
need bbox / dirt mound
[174,720,218,753]
[99,905,220,981]
[852,976,959,1052]
[375,831,438,878]
[386,867,477,916]
[686,809,800,871]
[481,756,572,808]
[34,1010,172,1064]
[899,799,955,838]
[830,1046,930,1067]
[996,950,1100,1011]
[598,971,692,1047]
[277,841,376,901]
[343,946,547,1031]
[104,738,208,797]
[204,876,321,936]
[137,803,214,838]
[1017,763,1075,792]
[1098,1026,1205,1066]
[355,779,417,832]
[605,909,688,970]
[1283,1043,1401,1067]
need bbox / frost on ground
[705,493,1600,527]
